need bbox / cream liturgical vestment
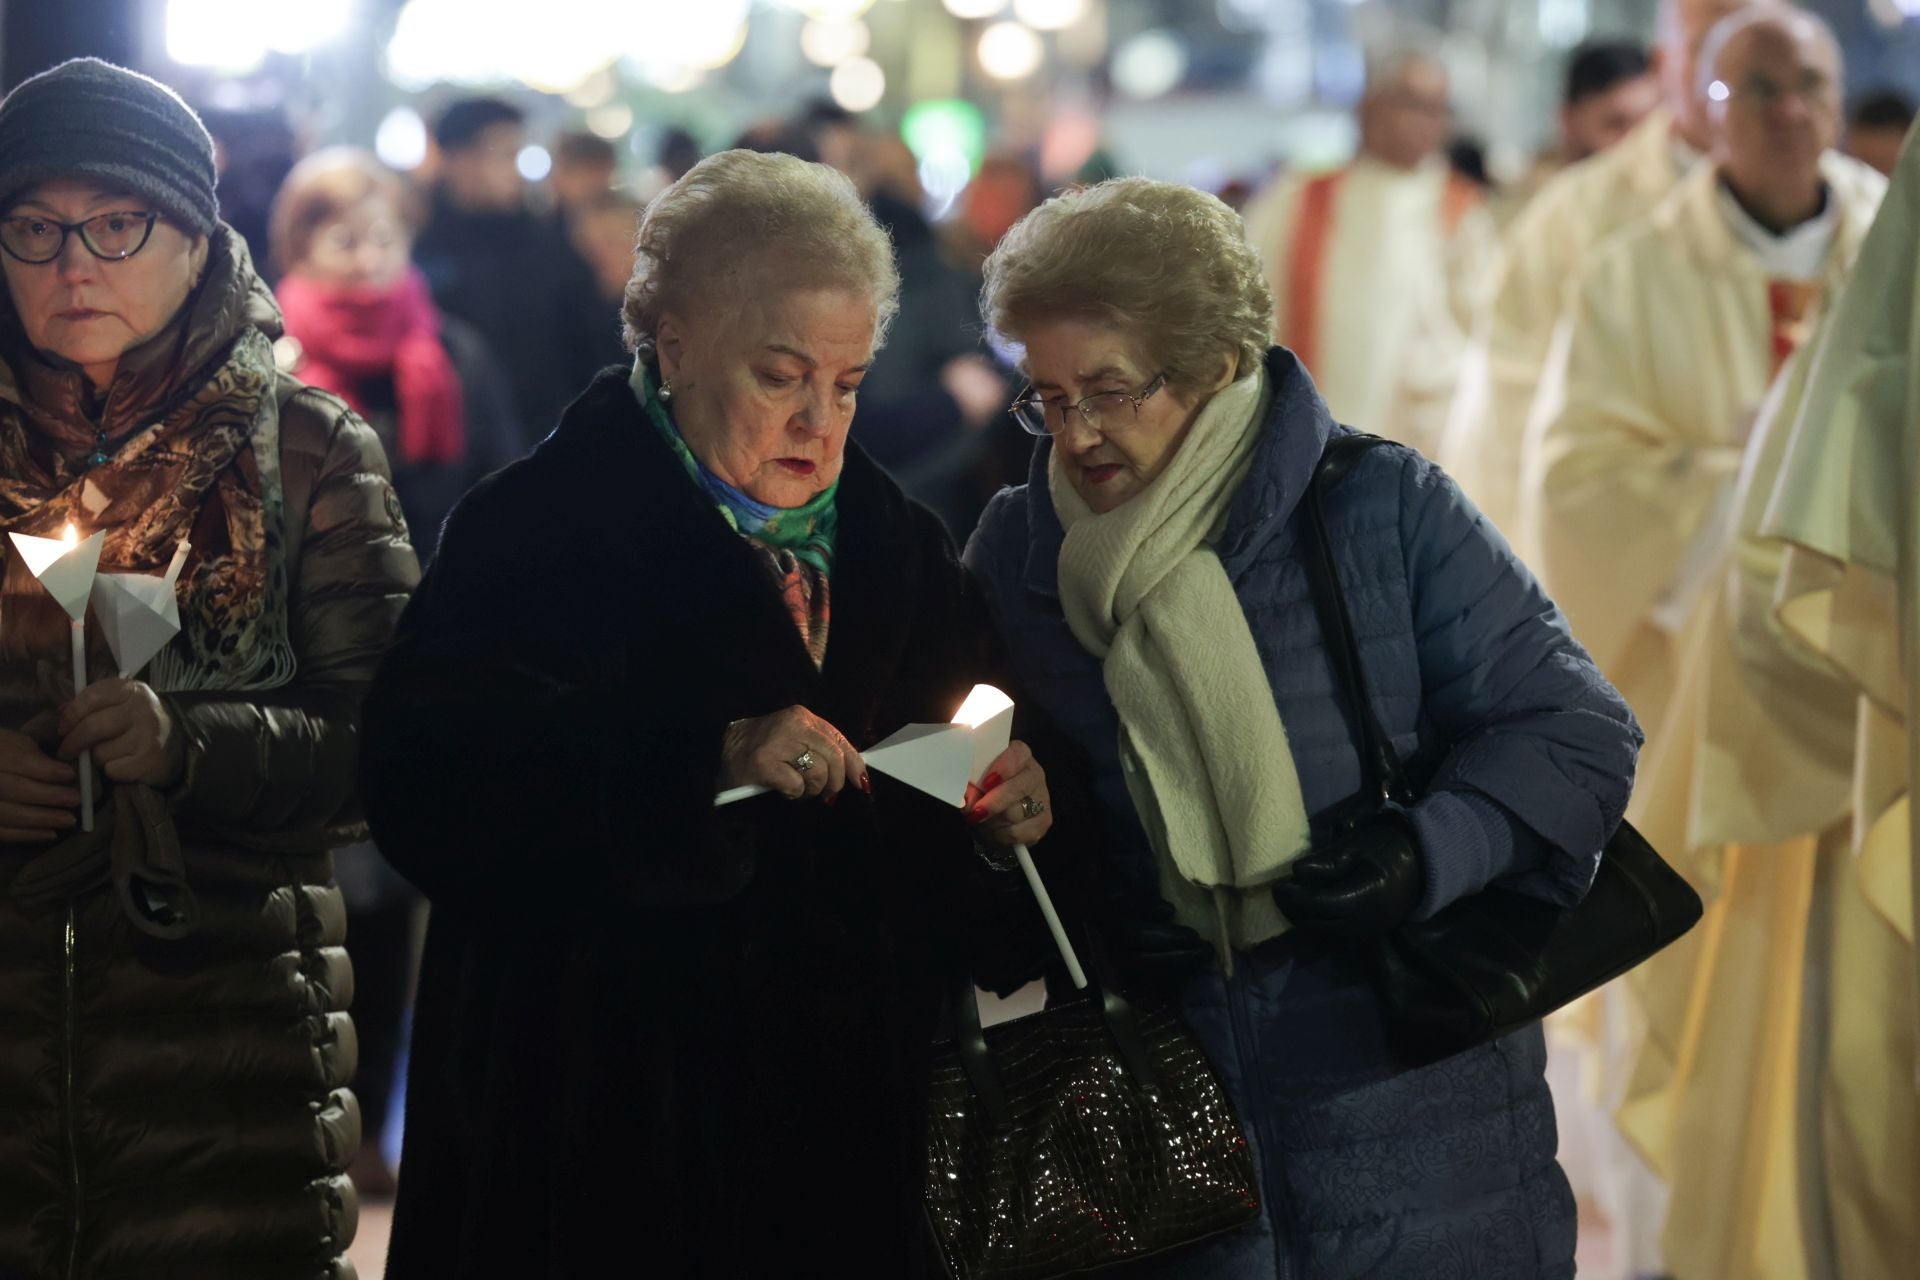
[1439,109,1693,549]
[1618,328,1909,1280]
[1753,127,1920,1280]
[1525,153,1886,765]
[1244,156,1495,457]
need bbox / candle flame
[60,522,77,548]
[951,684,1014,728]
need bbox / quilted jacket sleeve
[1394,451,1642,917]
[165,391,421,847]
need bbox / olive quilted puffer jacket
[0,230,419,1280]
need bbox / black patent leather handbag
[922,949,1260,1279]
[1300,433,1704,1072]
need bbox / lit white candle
[715,683,1087,988]
[10,523,105,830]
[61,525,95,832]
[952,685,1086,990]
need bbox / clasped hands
[0,679,182,842]
[1272,813,1424,940]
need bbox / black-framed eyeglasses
[1009,372,1168,437]
[0,210,160,265]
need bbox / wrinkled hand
[1271,814,1423,939]
[57,679,184,789]
[721,705,867,801]
[0,727,81,842]
[962,740,1051,848]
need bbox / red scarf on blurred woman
[276,266,466,465]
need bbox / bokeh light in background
[903,97,988,215]
[383,0,752,94]
[801,18,873,68]
[1012,0,1088,30]
[515,144,553,180]
[1536,0,1592,48]
[978,22,1044,82]
[942,0,1008,21]
[587,103,636,138]
[563,69,617,108]
[145,0,1920,219]
[166,0,358,72]
[830,56,888,112]
[787,0,879,21]
[373,106,428,171]
[1111,29,1186,101]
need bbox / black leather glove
[1271,813,1424,940]
[1115,916,1215,992]
[1096,880,1216,994]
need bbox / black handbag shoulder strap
[1300,433,1412,806]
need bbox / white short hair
[621,149,901,352]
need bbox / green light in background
[902,99,988,170]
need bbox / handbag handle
[949,934,1159,1128]
[1299,434,1413,807]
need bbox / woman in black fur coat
[361,149,1079,1276]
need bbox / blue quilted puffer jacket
[962,348,1640,1280]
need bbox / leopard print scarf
[0,236,293,693]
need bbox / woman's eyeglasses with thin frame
[0,211,161,265]
[1008,372,1169,437]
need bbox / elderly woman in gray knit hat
[0,59,417,1277]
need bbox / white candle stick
[10,524,106,832]
[1015,843,1086,989]
[69,618,93,830]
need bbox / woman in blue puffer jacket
[961,177,1641,1279]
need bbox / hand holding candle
[962,741,1053,846]
[58,539,193,792]
[56,680,183,790]
[716,683,1087,988]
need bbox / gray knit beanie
[0,58,218,236]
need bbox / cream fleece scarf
[1050,363,1311,960]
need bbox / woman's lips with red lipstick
[774,458,817,476]
[1080,463,1125,485]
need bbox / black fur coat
[362,370,1082,1277]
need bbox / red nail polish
[860,774,872,795]
[981,773,1004,792]
[823,791,838,807]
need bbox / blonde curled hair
[981,177,1272,390]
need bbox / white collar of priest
[1715,176,1838,280]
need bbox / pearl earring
[658,378,674,402]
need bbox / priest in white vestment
[1440,0,1757,550]
[1525,5,1884,767]
[1243,51,1495,457]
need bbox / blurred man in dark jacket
[413,97,616,447]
